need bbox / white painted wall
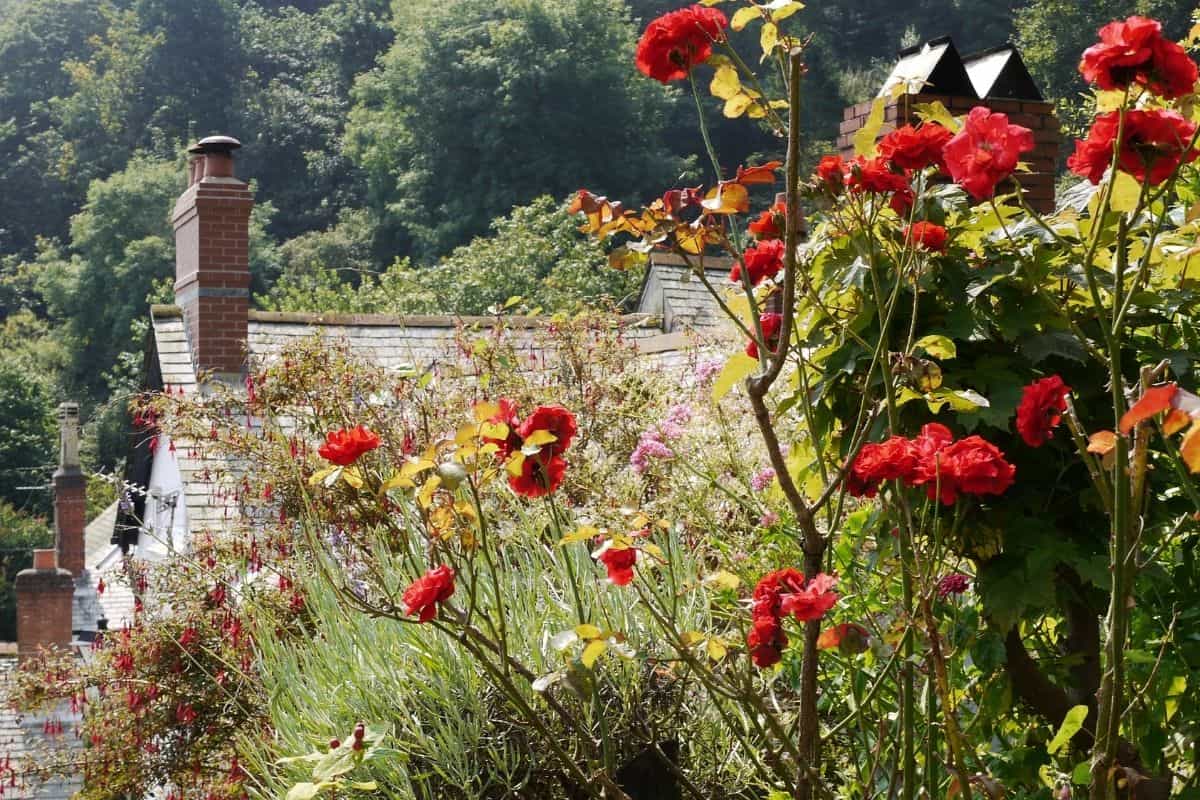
[137,434,189,559]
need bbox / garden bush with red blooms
[17,5,1200,800]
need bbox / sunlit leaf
[575,624,603,640]
[341,467,364,490]
[703,570,741,590]
[532,671,563,692]
[287,783,322,800]
[1118,383,1178,434]
[710,65,741,100]
[702,182,750,213]
[559,524,599,546]
[679,631,706,647]
[1180,422,1200,473]
[1166,675,1187,721]
[759,22,778,57]
[506,452,526,477]
[706,637,728,661]
[1047,704,1088,755]
[914,334,957,360]
[853,97,886,157]
[1109,171,1142,213]
[581,639,607,668]
[763,0,804,20]
[730,5,760,30]
[309,466,338,487]
[1164,409,1191,435]
[914,101,960,132]
[735,161,782,184]
[712,353,759,401]
[473,401,500,423]
[1087,430,1116,456]
[523,429,558,447]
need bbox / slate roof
[0,659,81,800]
[124,298,724,540]
[635,253,732,332]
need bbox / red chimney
[53,402,85,577]
[15,549,74,659]
[172,135,254,378]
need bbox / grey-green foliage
[247,520,761,799]
[345,0,686,260]
[261,196,643,316]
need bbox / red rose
[402,565,456,623]
[745,312,783,359]
[943,107,1035,200]
[1016,375,1071,447]
[844,156,914,215]
[814,155,846,193]
[878,123,953,171]
[748,202,786,240]
[509,453,568,498]
[752,567,806,616]
[598,547,638,586]
[635,5,728,83]
[517,404,578,458]
[746,615,787,668]
[730,239,784,285]
[779,573,839,622]
[903,221,948,253]
[1068,109,1198,186]
[934,436,1016,505]
[1080,16,1198,99]
[318,425,380,466]
[847,436,919,498]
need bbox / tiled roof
[635,254,731,332]
[0,659,81,800]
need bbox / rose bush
[14,5,1200,800]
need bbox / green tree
[262,196,639,315]
[345,0,685,260]
[1016,0,1195,135]
[0,358,55,514]
[0,502,52,640]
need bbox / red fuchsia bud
[328,739,340,750]
[352,722,365,750]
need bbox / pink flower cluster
[630,404,694,474]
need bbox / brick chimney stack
[53,402,85,577]
[15,551,74,659]
[173,135,254,379]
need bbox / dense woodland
[0,0,1193,577]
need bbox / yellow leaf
[702,182,750,213]
[712,353,759,401]
[575,624,603,640]
[506,451,526,477]
[706,637,728,661]
[473,401,500,423]
[766,0,804,21]
[454,424,476,446]
[703,570,741,590]
[1180,422,1200,473]
[560,525,599,546]
[729,6,759,30]
[914,334,957,360]
[308,466,338,487]
[1110,170,1142,213]
[581,639,607,668]
[710,65,741,100]
[679,631,706,647]
[478,421,508,441]
[1087,430,1116,456]
[417,475,442,509]
[759,22,778,57]
[401,458,435,478]
[341,467,364,489]
[853,97,886,157]
[1096,90,1125,112]
[699,0,726,4]
[379,473,415,493]
[523,429,559,447]
[724,93,755,118]
[914,101,960,132]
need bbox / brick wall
[837,93,1061,214]
[53,471,86,577]
[172,141,254,378]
